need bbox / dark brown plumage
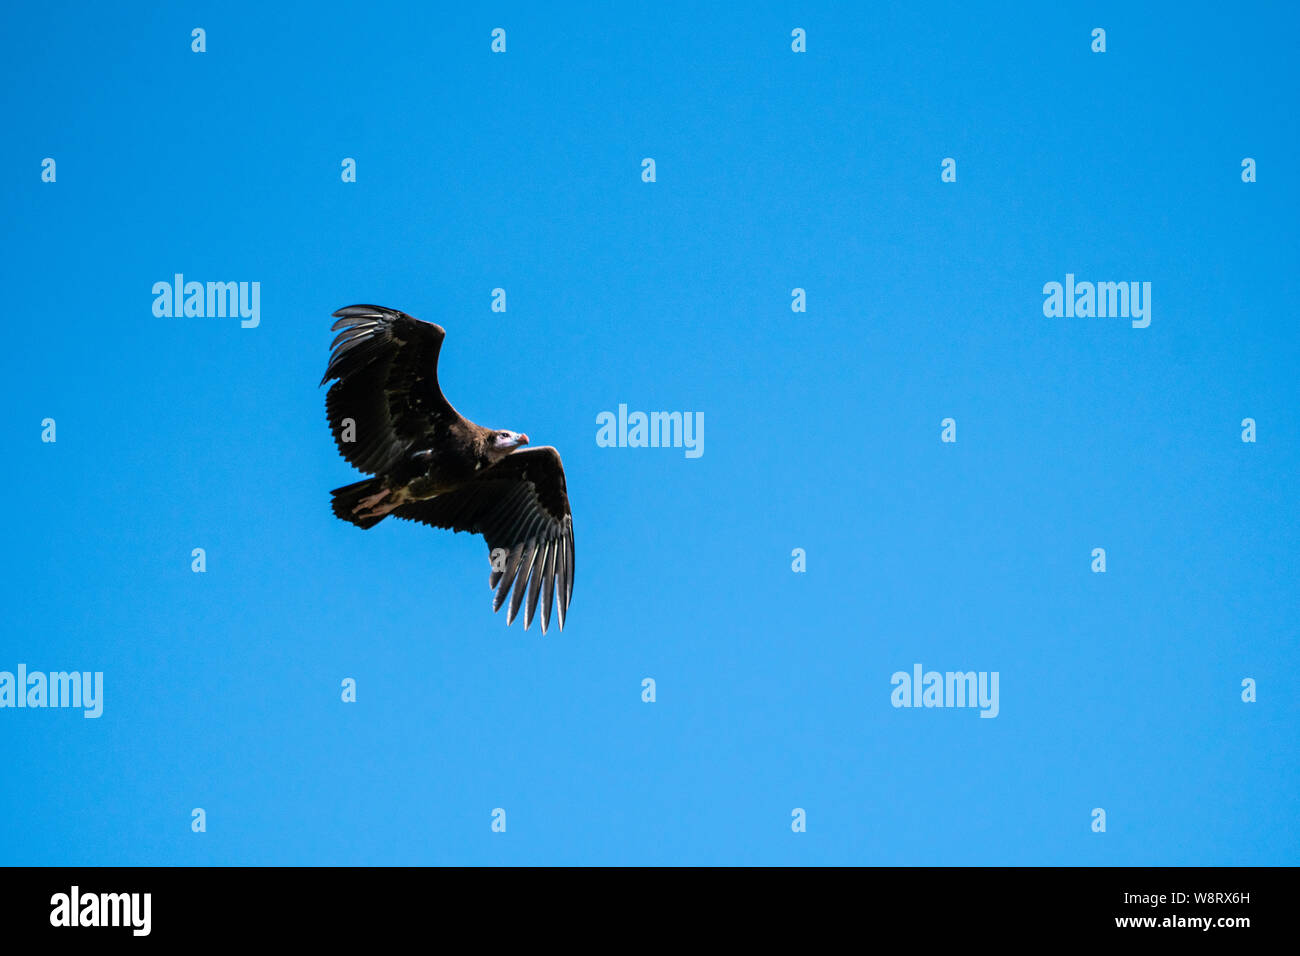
[321,305,574,632]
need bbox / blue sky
[1,1,1296,865]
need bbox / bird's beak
[517,434,530,447]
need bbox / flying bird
[321,305,574,632]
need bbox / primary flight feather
[321,305,574,632]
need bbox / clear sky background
[2,1,1296,865]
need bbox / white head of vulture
[321,305,574,633]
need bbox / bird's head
[487,429,529,461]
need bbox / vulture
[321,305,574,632]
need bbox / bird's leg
[353,488,393,517]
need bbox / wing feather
[321,305,461,474]
[390,446,575,631]
[539,542,559,633]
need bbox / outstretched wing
[390,446,575,633]
[321,305,464,474]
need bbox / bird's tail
[330,477,391,530]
